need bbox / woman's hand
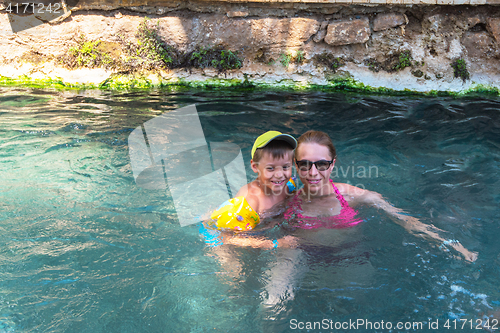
[443,240,478,262]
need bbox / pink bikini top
[284,179,363,229]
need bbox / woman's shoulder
[333,182,383,206]
[332,182,366,196]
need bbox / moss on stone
[461,84,499,96]
[277,50,305,67]
[451,59,470,82]
[364,51,418,73]
[411,69,424,78]
[314,53,345,73]
[122,17,178,70]
[186,47,243,71]
[364,59,382,73]
[391,51,413,72]
[2,73,500,98]
[59,36,119,69]
[0,75,98,90]
[54,18,243,74]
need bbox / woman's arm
[337,183,478,262]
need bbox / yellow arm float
[211,196,260,231]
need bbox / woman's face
[295,142,335,195]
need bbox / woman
[285,130,478,262]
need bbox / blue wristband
[272,239,278,248]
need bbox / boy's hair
[295,130,337,160]
[252,140,295,163]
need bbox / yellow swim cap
[211,196,260,231]
[251,131,297,159]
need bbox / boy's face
[251,151,293,194]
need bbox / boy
[211,130,297,230]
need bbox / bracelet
[439,239,459,249]
[272,239,279,248]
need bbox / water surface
[0,87,499,332]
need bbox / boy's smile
[251,151,293,195]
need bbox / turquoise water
[0,87,499,332]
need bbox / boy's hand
[276,235,299,249]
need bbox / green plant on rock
[295,50,305,64]
[136,19,173,65]
[392,50,413,71]
[187,47,243,71]
[70,38,99,67]
[278,50,306,67]
[219,50,243,70]
[451,59,470,82]
[364,58,381,73]
[279,53,293,67]
[314,53,345,73]
[62,35,115,69]
[189,47,208,65]
[125,17,178,69]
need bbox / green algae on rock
[2,72,500,97]
[451,59,470,83]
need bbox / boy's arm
[222,234,298,249]
[234,182,260,214]
[200,220,298,249]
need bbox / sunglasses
[295,159,334,172]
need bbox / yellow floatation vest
[210,177,297,231]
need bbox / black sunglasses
[295,159,334,172]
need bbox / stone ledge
[1,65,499,97]
[70,0,500,6]
[70,0,500,4]
[1,5,500,94]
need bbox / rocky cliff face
[1,1,500,93]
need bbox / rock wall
[1,1,500,93]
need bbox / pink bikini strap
[284,192,301,219]
[330,180,350,208]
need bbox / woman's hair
[295,130,337,160]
